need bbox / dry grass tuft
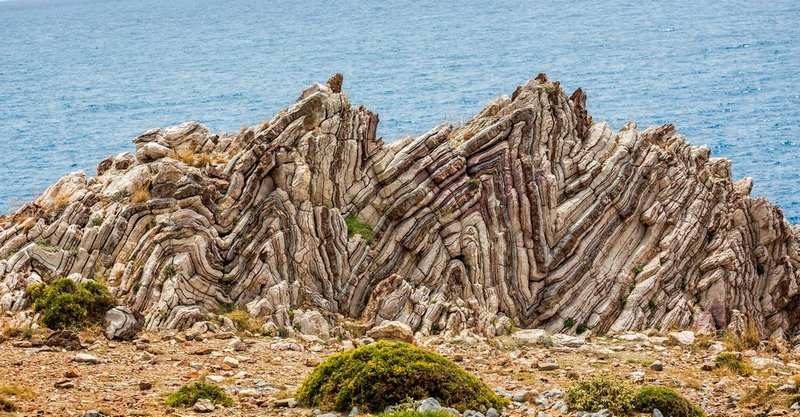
[0,384,35,399]
[172,148,227,168]
[131,184,151,204]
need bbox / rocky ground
[0,327,797,417]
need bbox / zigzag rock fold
[1,74,799,339]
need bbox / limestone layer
[1,74,798,338]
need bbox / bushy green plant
[715,353,752,376]
[345,216,373,242]
[788,393,800,406]
[165,381,233,407]
[576,322,589,334]
[296,341,508,413]
[634,386,704,417]
[565,374,635,415]
[28,278,115,330]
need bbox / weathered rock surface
[104,306,143,340]
[1,74,799,338]
[366,320,415,343]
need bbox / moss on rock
[296,341,508,413]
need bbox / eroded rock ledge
[1,74,798,339]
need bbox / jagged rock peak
[1,74,799,340]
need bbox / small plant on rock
[345,216,373,243]
[576,322,589,334]
[165,381,233,408]
[565,374,635,415]
[563,317,575,329]
[28,278,115,330]
[634,385,705,417]
[296,341,508,413]
[715,353,753,376]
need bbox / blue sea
[1,0,799,221]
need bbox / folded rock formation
[1,74,799,339]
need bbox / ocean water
[1,1,799,221]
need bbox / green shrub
[345,216,373,242]
[565,374,635,415]
[378,412,454,417]
[563,317,575,329]
[715,353,752,376]
[634,386,704,417]
[296,341,508,413]
[576,322,589,334]
[788,393,800,406]
[165,381,233,407]
[28,278,115,330]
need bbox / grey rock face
[104,306,143,340]
[1,74,799,338]
[366,320,414,343]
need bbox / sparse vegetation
[90,217,103,227]
[131,183,151,203]
[172,148,227,167]
[224,308,263,333]
[723,326,760,351]
[0,384,35,399]
[35,239,60,253]
[162,264,177,279]
[632,264,644,274]
[2,325,34,340]
[564,317,575,329]
[28,277,115,330]
[740,384,778,407]
[715,352,753,376]
[296,341,508,413]
[634,385,705,417]
[466,177,481,189]
[565,374,635,415]
[165,381,233,407]
[345,216,373,242]
[576,322,589,334]
[378,412,454,417]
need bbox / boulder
[293,310,331,339]
[366,321,414,343]
[668,331,696,345]
[104,306,142,340]
[45,330,81,351]
[511,329,550,345]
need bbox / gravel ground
[0,329,796,416]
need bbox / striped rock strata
[1,74,799,339]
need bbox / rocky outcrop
[1,74,799,339]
